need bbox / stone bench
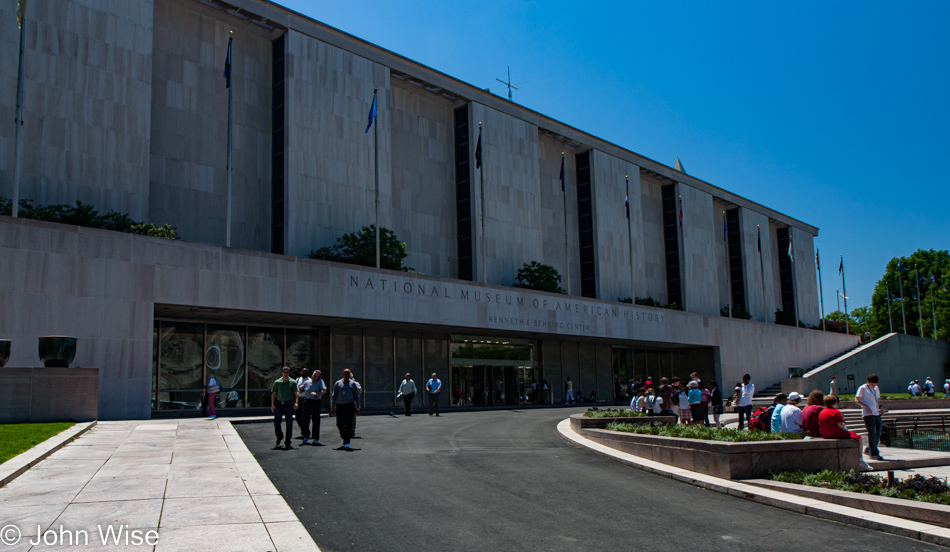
[577,425,861,480]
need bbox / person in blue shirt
[771,393,788,433]
[426,373,442,416]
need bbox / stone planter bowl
[38,336,77,368]
[0,339,9,367]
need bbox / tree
[868,249,949,340]
[513,262,565,294]
[308,225,410,271]
[822,307,869,336]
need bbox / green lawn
[0,422,76,464]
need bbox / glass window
[207,325,246,409]
[248,328,283,408]
[158,322,204,410]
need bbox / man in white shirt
[855,374,884,460]
[295,368,314,444]
[779,392,803,434]
[737,374,754,429]
[397,373,417,416]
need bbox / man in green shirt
[271,366,298,449]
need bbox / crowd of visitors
[626,373,725,428]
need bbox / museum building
[0,0,856,419]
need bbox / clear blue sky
[281,0,950,312]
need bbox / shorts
[712,405,724,415]
[679,408,692,422]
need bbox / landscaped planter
[578,426,860,479]
[570,413,676,430]
[747,478,950,528]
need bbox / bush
[721,304,753,320]
[606,421,804,442]
[767,470,950,504]
[1,197,179,239]
[583,409,647,419]
[617,296,680,310]
[513,261,564,294]
[775,309,805,327]
[308,225,410,271]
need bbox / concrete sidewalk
[0,419,318,552]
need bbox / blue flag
[223,37,232,89]
[722,213,727,242]
[365,91,377,133]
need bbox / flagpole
[916,266,923,336]
[757,226,767,323]
[11,2,27,217]
[931,277,938,339]
[836,288,840,314]
[886,282,893,333]
[225,31,233,248]
[626,175,634,303]
[561,153,570,294]
[816,249,825,331]
[840,254,848,335]
[790,230,799,327]
[373,88,380,269]
[478,123,486,284]
[898,264,907,334]
[724,211,731,318]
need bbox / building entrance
[449,336,538,407]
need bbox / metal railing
[881,416,950,451]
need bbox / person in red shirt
[801,390,825,438]
[818,394,860,441]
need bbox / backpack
[748,406,773,432]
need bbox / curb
[557,418,950,547]
[0,421,97,488]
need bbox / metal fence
[881,416,950,452]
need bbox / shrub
[308,225,410,271]
[767,470,950,504]
[1,197,179,239]
[583,409,647,419]
[721,304,753,320]
[606,421,804,442]
[513,261,564,294]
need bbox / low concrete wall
[803,334,950,396]
[579,427,860,479]
[839,398,950,410]
[747,479,950,528]
[0,368,99,423]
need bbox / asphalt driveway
[236,407,939,552]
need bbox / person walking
[565,377,574,404]
[205,374,220,419]
[426,372,442,416]
[397,373,417,416]
[270,366,298,449]
[295,368,312,440]
[737,374,754,429]
[299,369,326,445]
[331,368,360,450]
[828,376,838,398]
[856,374,884,460]
[924,377,935,397]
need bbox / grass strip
[0,422,76,464]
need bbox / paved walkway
[237,408,941,551]
[0,419,318,552]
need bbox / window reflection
[158,322,204,410]
[207,326,246,409]
[248,329,284,407]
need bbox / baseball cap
[787,392,802,401]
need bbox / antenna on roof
[495,66,518,101]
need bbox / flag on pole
[787,233,793,261]
[839,257,843,275]
[364,90,377,133]
[223,35,232,89]
[816,249,820,270]
[16,0,26,29]
[678,197,683,229]
[722,213,727,242]
[624,189,630,220]
[757,226,761,253]
[474,128,482,169]
[559,156,565,193]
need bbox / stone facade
[0,0,838,419]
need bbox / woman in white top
[205,376,220,419]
